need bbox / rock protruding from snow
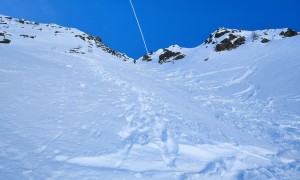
[158,49,186,64]
[203,27,299,52]
[139,45,187,64]
[0,29,11,43]
[0,39,11,44]
[0,14,132,62]
[215,35,246,52]
[138,27,299,64]
[280,28,298,37]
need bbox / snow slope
[1,15,300,179]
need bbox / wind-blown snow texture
[1,15,300,179]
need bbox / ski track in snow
[63,55,289,178]
[80,56,179,167]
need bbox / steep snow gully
[1,15,300,179]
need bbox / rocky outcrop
[0,39,11,44]
[72,32,127,59]
[215,36,245,52]
[280,28,298,37]
[215,38,234,51]
[142,54,152,61]
[20,34,36,39]
[158,49,186,64]
[261,38,270,43]
[1,15,130,61]
[215,29,230,38]
[0,31,11,44]
[204,28,230,45]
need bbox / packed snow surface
[0,15,300,179]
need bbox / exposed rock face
[233,36,246,46]
[205,28,230,45]
[280,28,298,37]
[0,39,11,44]
[204,27,299,53]
[204,34,213,44]
[215,29,230,38]
[0,31,11,43]
[158,49,186,64]
[142,54,152,61]
[228,34,237,40]
[216,38,234,51]
[204,28,246,52]
[215,36,245,52]
[0,15,130,61]
[261,38,270,43]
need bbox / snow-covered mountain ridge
[0,15,131,61]
[1,14,300,179]
[140,27,299,64]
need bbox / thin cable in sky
[129,0,149,55]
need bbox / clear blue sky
[1,0,299,58]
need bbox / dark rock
[216,38,234,51]
[215,44,227,52]
[0,39,11,44]
[215,30,230,38]
[20,34,36,39]
[215,36,245,52]
[69,48,81,54]
[228,34,237,40]
[261,38,270,43]
[94,37,102,43]
[205,34,214,44]
[279,31,284,35]
[280,28,298,37]
[86,35,94,40]
[142,54,152,61]
[158,49,186,63]
[233,36,245,46]
[159,49,180,62]
[18,19,25,24]
[75,34,86,41]
[174,54,186,60]
[98,44,127,59]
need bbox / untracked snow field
[0,16,300,179]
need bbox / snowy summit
[0,15,300,179]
